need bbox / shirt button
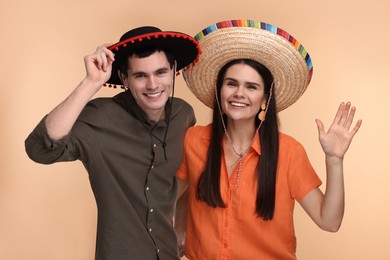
[150,208,154,212]
[157,249,160,253]
[153,144,157,148]
[223,242,228,248]
[146,187,150,191]
[149,228,152,232]
[151,165,154,169]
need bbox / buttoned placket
[221,150,248,260]
[145,128,164,257]
[221,169,235,259]
[220,200,232,259]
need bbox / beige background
[1,0,389,259]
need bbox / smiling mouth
[230,101,248,107]
[144,91,163,98]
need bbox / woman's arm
[299,102,362,232]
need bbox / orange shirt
[177,125,322,260]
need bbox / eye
[247,84,258,90]
[134,73,146,79]
[156,69,168,76]
[225,80,238,87]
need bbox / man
[25,26,199,260]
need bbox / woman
[176,20,362,259]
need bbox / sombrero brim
[183,20,313,112]
[107,32,200,86]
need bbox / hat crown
[119,26,162,41]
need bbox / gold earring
[258,102,266,121]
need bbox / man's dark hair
[118,47,176,77]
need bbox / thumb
[315,119,325,138]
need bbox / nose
[146,76,158,90]
[233,85,245,97]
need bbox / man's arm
[174,178,189,257]
[46,45,115,140]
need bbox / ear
[262,94,269,104]
[118,70,128,85]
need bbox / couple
[25,20,361,260]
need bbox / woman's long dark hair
[196,59,279,220]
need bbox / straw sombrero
[182,20,313,112]
[106,26,200,87]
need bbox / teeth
[230,102,247,107]
[146,92,161,97]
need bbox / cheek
[220,87,230,102]
[163,78,173,87]
[128,87,139,99]
[153,76,172,89]
[220,93,231,113]
[253,95,265,110]
[127,81,144,96]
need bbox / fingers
[96,44,115,62]
[332,102,345,125]
[333,102,357,127]
[315,118,325,137]
[340,102,351,126]
[344,105,356,130]
[94,45,115,72]
[349,119,362,138]
[333,101,362,136]
[99,42,114,49]
[84,44,115,72]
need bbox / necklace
[221,114,260,190]
[224,129,257,190]
[225,132,255,159]
[217,109,262,191]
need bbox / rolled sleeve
[25,116,79,164]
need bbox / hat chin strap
[160,62,177,161]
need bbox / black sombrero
[107,26,200,86]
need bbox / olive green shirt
[25,90,196,260]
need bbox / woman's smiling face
[220,63,266,123]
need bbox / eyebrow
[224,77,262,87]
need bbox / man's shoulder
[80,95,123,120]
[172,97,192,109]
[171,97,195,121]
[87,94,121,109]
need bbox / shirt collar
[201,124,262,155]
[252,133,261,155]
[113,90,171,126]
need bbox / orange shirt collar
[200,124,261,155]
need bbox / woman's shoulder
[186,124,212,140]
[278,133,308,157]
[279,133,304,149]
